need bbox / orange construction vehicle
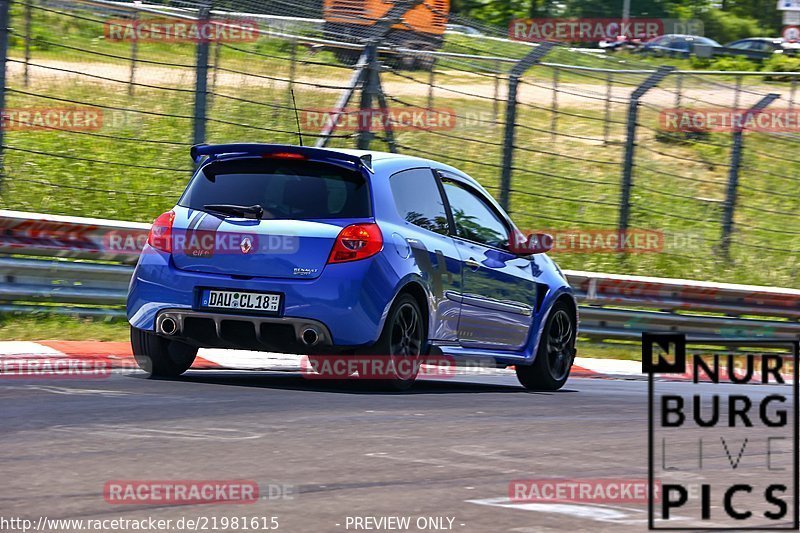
[323,0,450,68]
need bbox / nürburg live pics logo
[644,332,799,530]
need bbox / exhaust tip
[160,317,178,336]
[301,327,319,346]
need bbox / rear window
[179,158,370,220]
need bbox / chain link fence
[1,0,799,288]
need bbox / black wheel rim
[546,309,574,381]
[389,303,423,379]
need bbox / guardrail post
[192,4,211,150]
[499,42,554,212]
[720,93,780,257]
[0,0,11,190]
[23,0,32,87]
[618,66,674,239]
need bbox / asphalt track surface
[1,370,796,532]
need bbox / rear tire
[516,300,576,391]
[131,327,197,378]
[367,293,426,391]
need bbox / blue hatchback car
[127,144,577,390]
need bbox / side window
[441,179,509,249]
[660,37,676,48]
[675,39,691,51]
[389,168,449,235]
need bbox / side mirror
[510,231,553,255]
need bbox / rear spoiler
[190,144,373,173]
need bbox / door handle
[464,258,481,271]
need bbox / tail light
[328,223,383,264]
[262,152,307,160]
[148,211,175,253]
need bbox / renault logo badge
[240,237,253,254]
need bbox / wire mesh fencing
[1,0,799,287]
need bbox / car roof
[332,148,476,180]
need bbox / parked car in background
[724,37,800,57]
[640,34,722,58]
[599,35,646,52]
[445,23,483,36]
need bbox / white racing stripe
[0,341,65,357]
[574,357,641,377]
[197,349,302,370]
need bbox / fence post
[23,0,32,88]
[720,93,780,256]
[492,59,500,123]
[357,43,378,150]
[208,41,221,112]
[618,66,673,238]
[674,72,682,108]
[603,72,612,144]
[498,42,554,212]
[733,76,742,110]
[790,75,797,112]
[192,4,211,149]
[0,0,11,189]
[550,66,559,142]
[128,10,138,96]
[288,38,297,102]
[427,59,435,109]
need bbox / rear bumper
[153,309,335,353]
[127,246,399,348]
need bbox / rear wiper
[204,204,264,219]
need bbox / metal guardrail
[1,210,800,342]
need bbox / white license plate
[202,290,281,313]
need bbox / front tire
[516,300,576,391]
[131,327,197,378]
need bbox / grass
[3,48,799,288]
[0,314,129,342]
[1,3,799,343]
